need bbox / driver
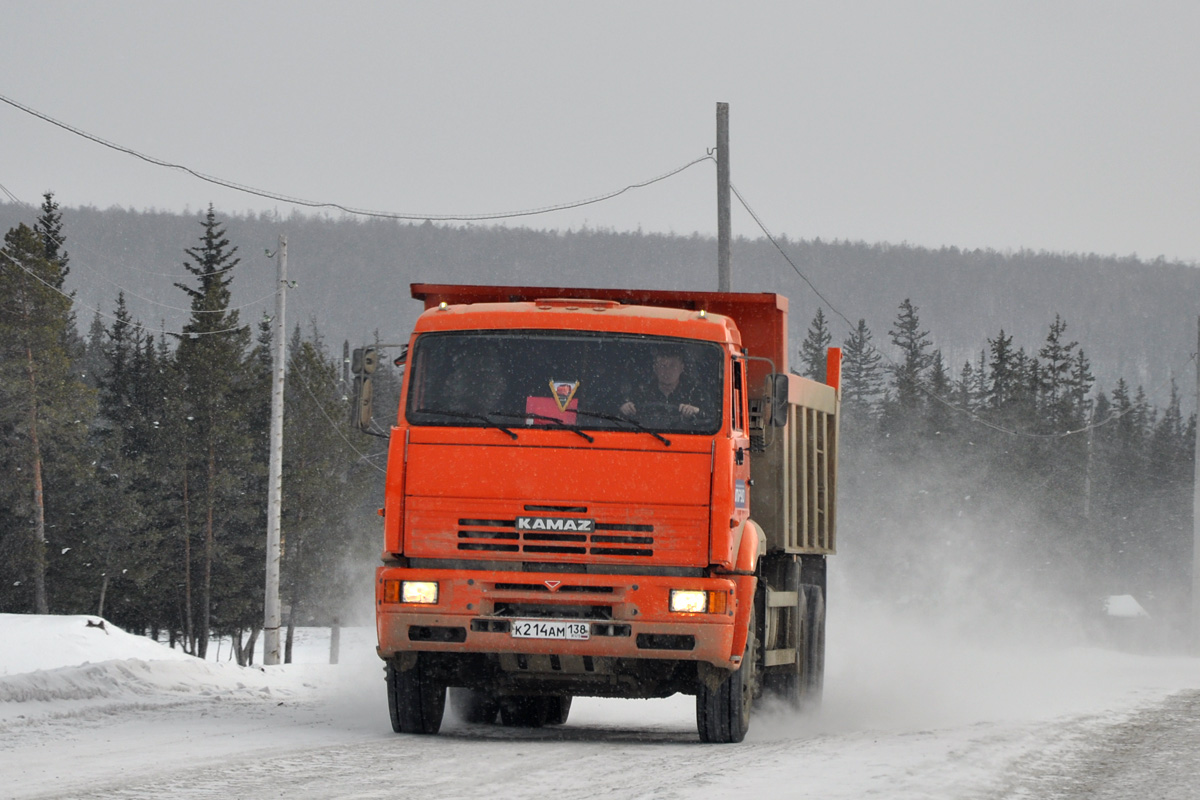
[619,348,703,421]
[444,357,507,414]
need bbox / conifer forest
[0,198,1194,655]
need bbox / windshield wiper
[573,409,671,447]
[414,407,518,440]
[490,411,595,443]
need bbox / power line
[0,247,251,339]
[0,92,713,223]
[0,179,21,204]
[286,283,391,472]
[1,187,274,319]
[729,181,1191,440]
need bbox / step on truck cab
[365,283,839,743]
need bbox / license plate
[510,619,590,640]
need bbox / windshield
[405,331,724,435]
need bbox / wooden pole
[1192,315,1200,650]
[717,102,731,292]
[263,235,287,665]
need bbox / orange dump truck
[366,283,839,743]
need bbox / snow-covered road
[2,612,1198,800]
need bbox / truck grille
[457,518,654,557]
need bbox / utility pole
[264,235,287,666]
[1193,315,1200,651]
[716,101,731,292]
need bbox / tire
[760,558,803,709]
[696,605,757,743]
[386,656,446,735]
[448,687,500,724]
[760,592,802,709]
[499,695,551,728]
[545,695,572,726]
[801,583,825,710]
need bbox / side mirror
[768,373,789,427]
[352,346,378,376]
[351,375,373,432]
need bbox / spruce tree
[841,319,884,420]
[1037,315,1080,432]
[79,311,107,389]
[955,360,977,412]
[34,192,69,284]
[173,206,256,657]
[799,307,832,381]
[280,322,371,660]
[925,350,953,434]
[887,299,933,410]
[1066,349,1095,431]
[986,330,1018,413]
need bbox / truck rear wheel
[696,605,756,743]
[448,687,500,724]
[386,656,446,734]
[761,586,803,709]
[545,695,572,726]
[499,695,551,728]
[801,583,825,709]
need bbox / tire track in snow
[1001,690,1200,800]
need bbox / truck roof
[411,283,791,376]
[411,298,739,345]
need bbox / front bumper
[375,565,745,669]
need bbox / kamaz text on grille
[515,516,595,532]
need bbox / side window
[731,357,745,433]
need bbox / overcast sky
[3,1,1198,263]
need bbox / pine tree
[280,322,371,660]
[0,223,94,613]
[99,293,139,444]
[79,311,107,389]
[1037,315,1080,432]
[840,319,884,420]
[35,193,84,366]
[85,294,174,625]
[1067,349,1094,426]
[140,331,192,644]
[925,350,952,434]
[1142,380,1191,602]
[173,206,257,657]
[955,360,977,412]
[799,308,832,381]
[985,330,1018,413]
[34,192,69,283]
[887,299,932,410]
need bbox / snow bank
[0,614,377,727]
[0,613,195,675]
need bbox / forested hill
[3,201,1197,404]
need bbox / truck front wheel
[696,606,757,743]
[386,655,446,734]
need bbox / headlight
[400,580,439,604]
[669,589,708,614]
